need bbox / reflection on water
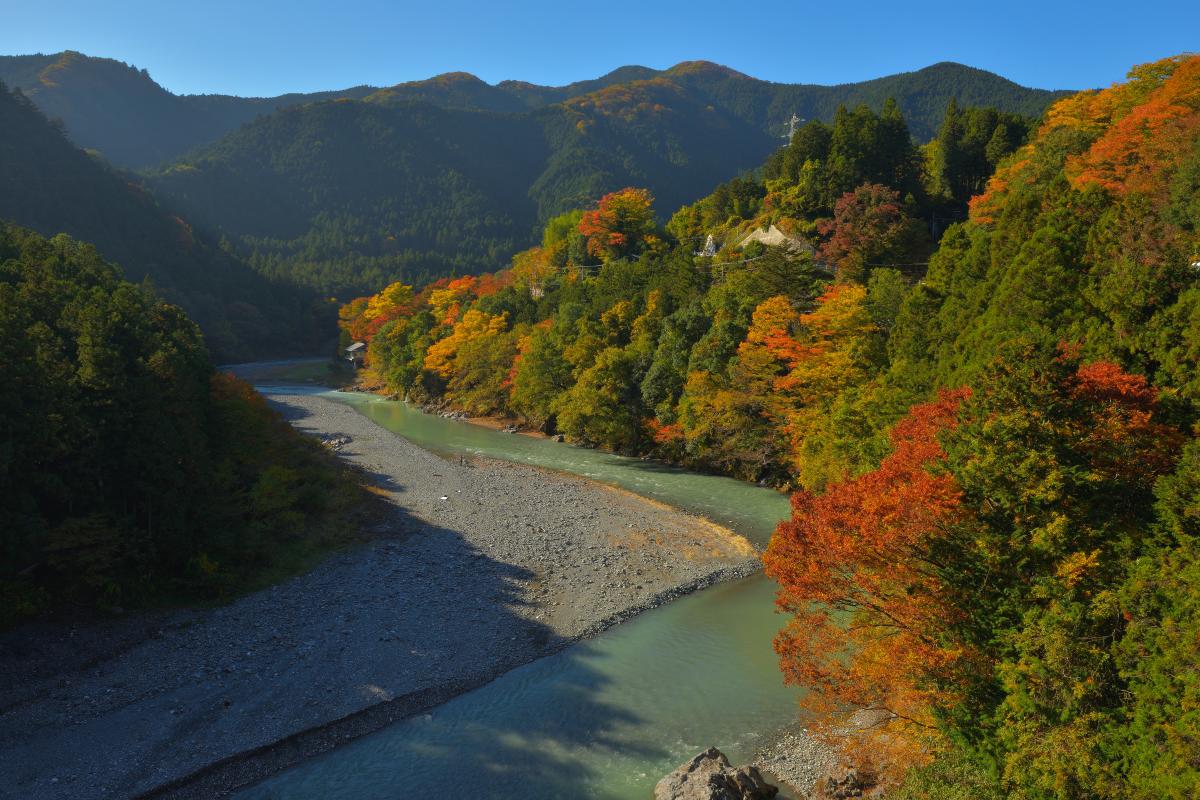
[240,390,799,799]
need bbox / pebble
[0,392,761,800]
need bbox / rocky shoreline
[752,724,840,798]
[0,392,760,800]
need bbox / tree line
[0,223,361,626]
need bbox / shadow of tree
[236,642,663,800]
[0,452,654,800]
[214,498,663,800]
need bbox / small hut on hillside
[345,341,366,367]
[736,224,815,256]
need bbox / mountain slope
[143,60,1063,297]
[149,99,554,295]
[146,77,776,296]
[1,50,1071,302]
[364,72,529,113]
[0,85,327,360]
[0,51,374,168]
[498,65,664,108]
[1,52,1069,170]
[660,60,1070,140]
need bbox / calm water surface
[238,389,800,799]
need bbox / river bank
[0,392,760,800]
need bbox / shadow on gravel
[236,644,659,800]
[214,519,660,800]
[117,502,652,800]
[3,496,636,800]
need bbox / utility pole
[783,112,801,143]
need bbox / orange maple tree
[971,54,1200,223]
[763,348,1185,778]
[763,388,973,747]
[578,187,658,261]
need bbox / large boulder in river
[655,747,779,800]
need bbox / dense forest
[139,59,1065,299]
[341,55,1200,798]
[0,82,332,361]
[0,223,362,626]
[337,93,1035,482]
[145,78,770,297]
[0,51,1067,314]
[5,43,1194,796]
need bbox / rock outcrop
[655,747,779,800]
[812,761,884,799]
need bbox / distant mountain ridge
[0,51,376,168]
[0,51,1071,169]
[0,49,1075,310]
[143,72,783,297]
[0,84,329,360]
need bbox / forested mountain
[0,50,1071,350]
[498,65,663,108]
[0,84,329,361]
[0,223,359,625]
[145,80,775,297]
[341,54,1200,798]
[336,92,1033,480]
[0,51,374,168]
[143,60,1064,298]
[0,52,1067,171]
[623,60,1067,141]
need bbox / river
[237,387,802,799]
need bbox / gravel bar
[0,392,759,800]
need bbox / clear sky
[2,0,1196,97]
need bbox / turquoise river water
[237,388,802,799]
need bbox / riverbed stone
[655,747,779,800]
[812,761,884,799]
[0,392,761,800]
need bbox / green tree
[554,346,642,451]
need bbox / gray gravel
[753,723,839,798]
[0,392,758,800]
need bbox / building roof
[346,342,366,352]
[737,224,815,255]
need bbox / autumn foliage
[578,187,659,261]
[971,54,1200,222]
[765,347,1187,787]
[334,55,1200,798]
[763,389,971,744]
[817,184,925,280]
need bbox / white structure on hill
[737,224,815,255]
[783,112,802,142]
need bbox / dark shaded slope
[0,52,374,168]
[151,99,551,295]
[147,75,776,296]
[0,84,327,360]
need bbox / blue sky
[2,0,1197,97]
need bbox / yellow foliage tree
[423,309,508,379]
